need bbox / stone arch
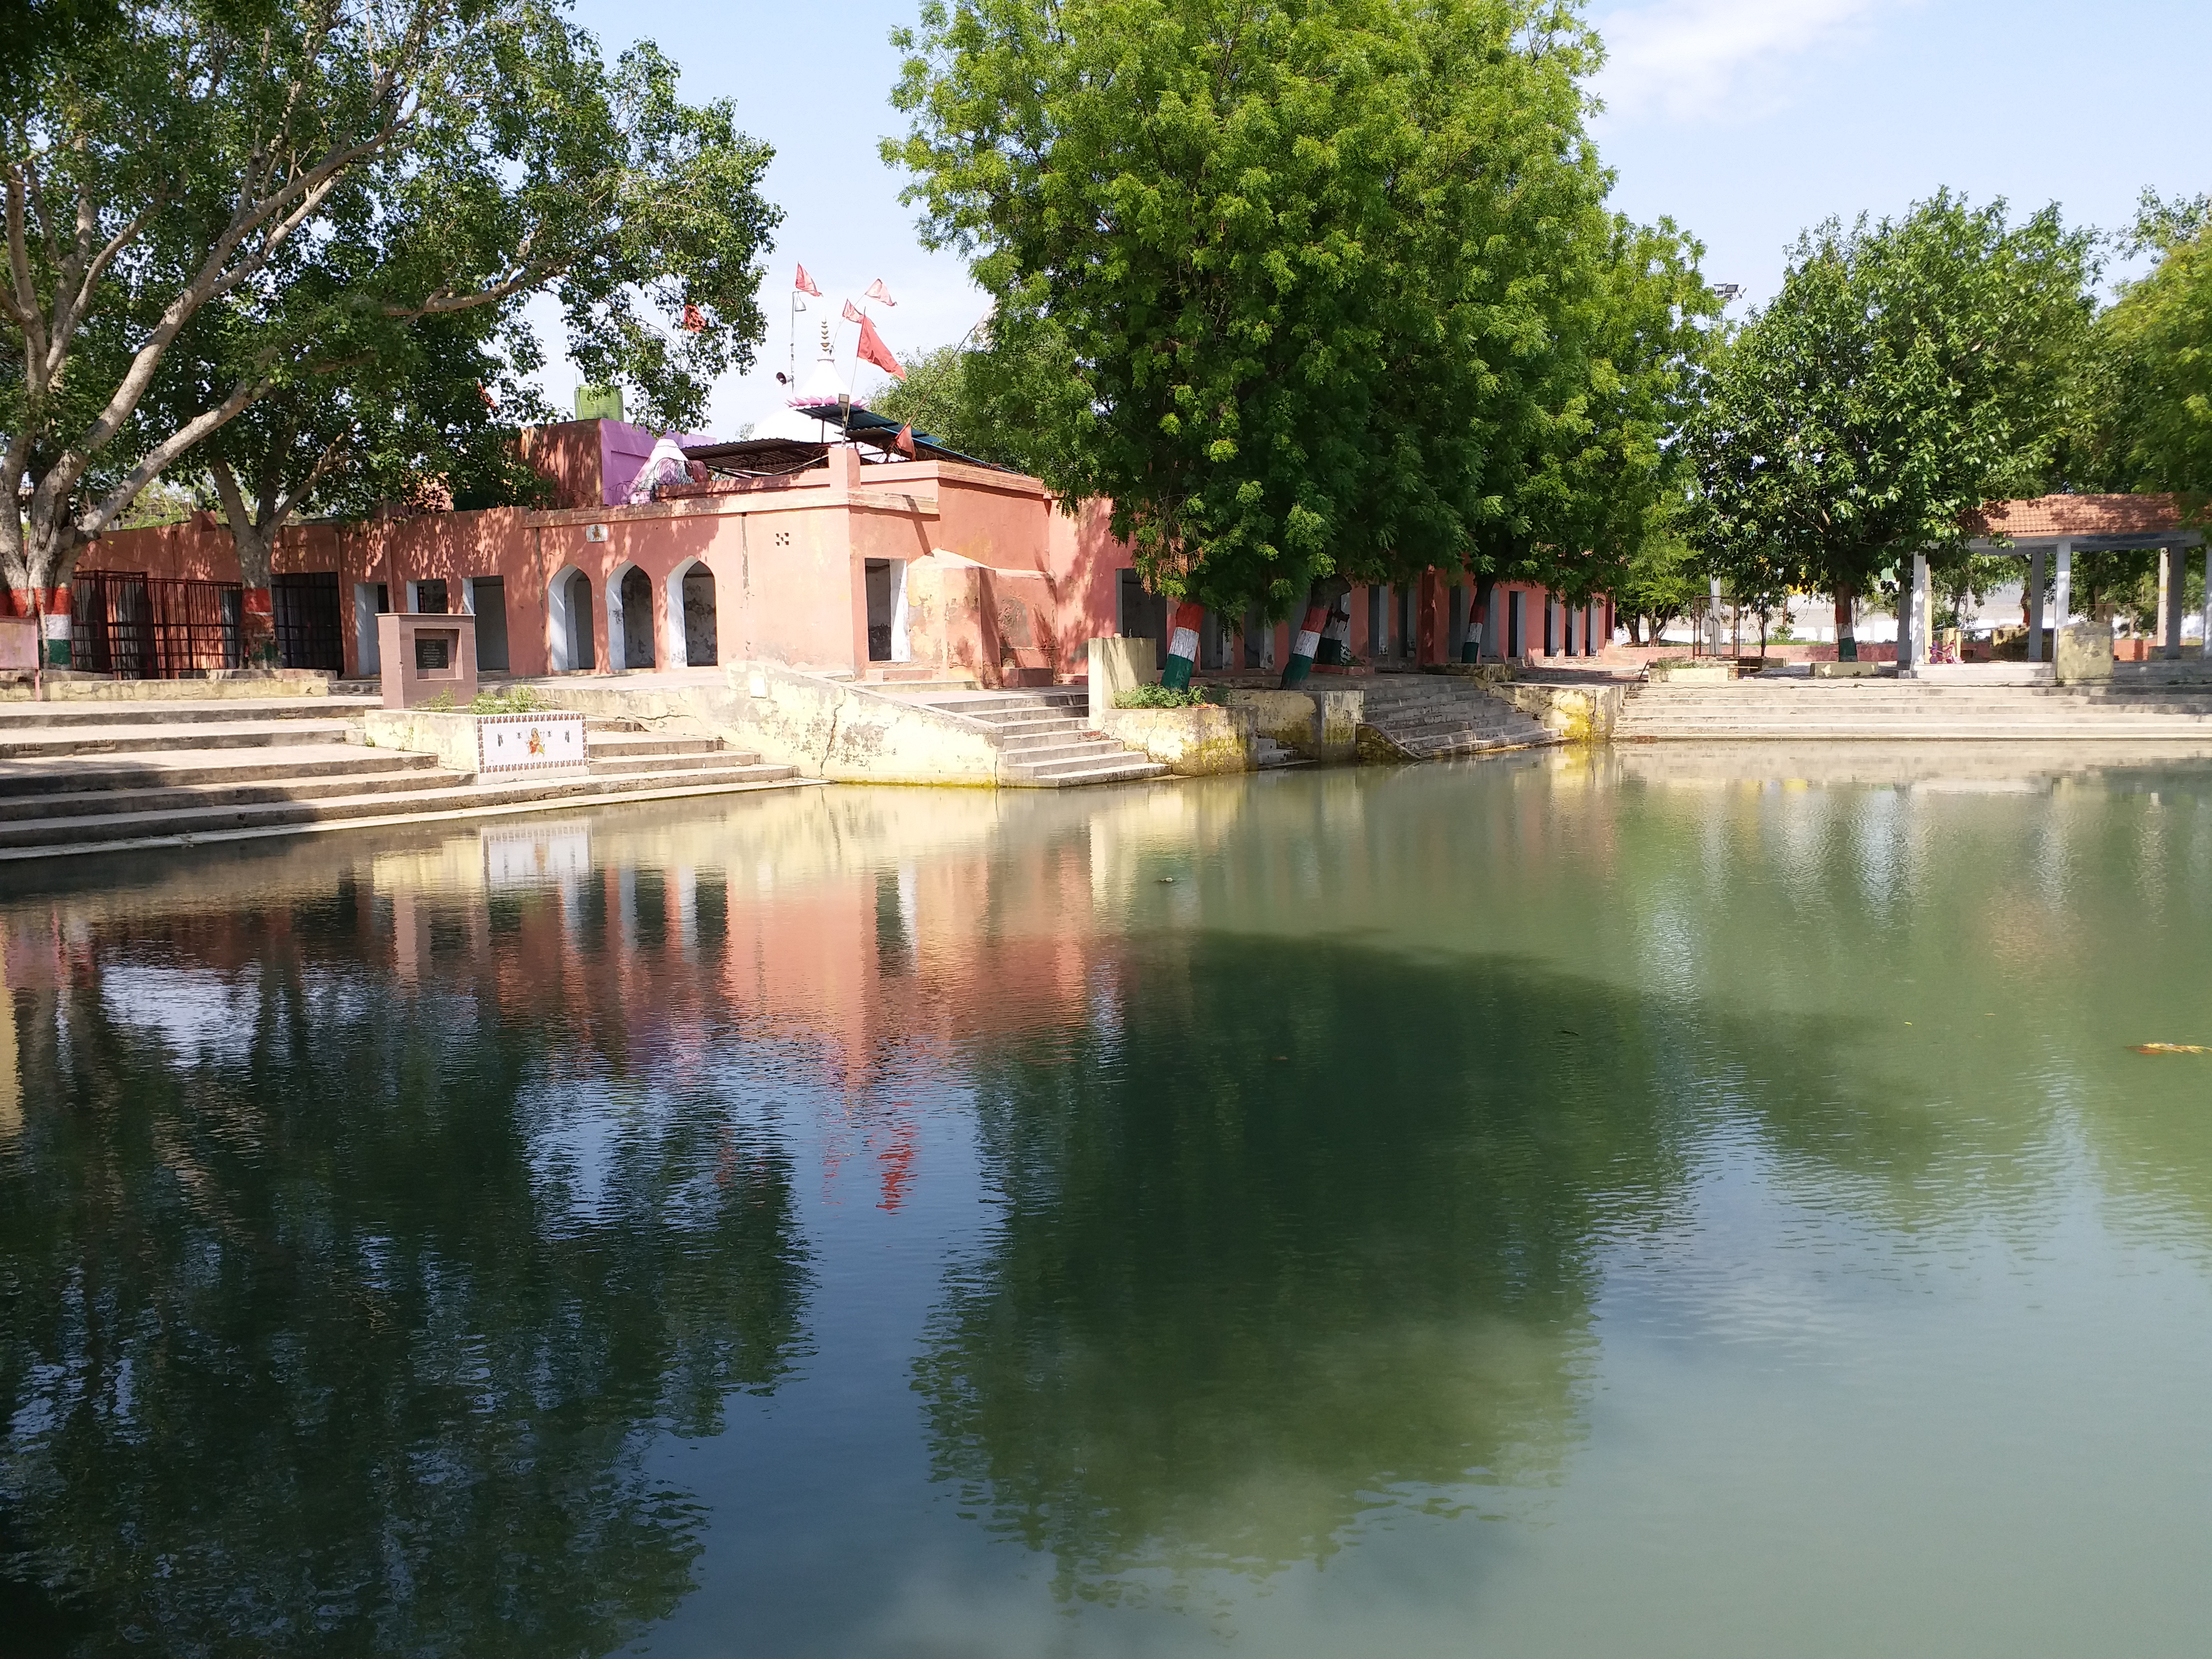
[665,556,719,668]
[546,565,596,672]
[606,561,657,670]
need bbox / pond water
[6,748,2212,1657]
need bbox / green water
[6,747,2212,1656]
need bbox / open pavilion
[1963,494,2208,662]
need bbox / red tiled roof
[1965,493,2183,539]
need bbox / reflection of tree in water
[0,912,808,1657]
[917,933,1704,1599]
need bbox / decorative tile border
[476,711,588,776]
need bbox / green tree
[1474,213,1719,614]
[2094,191,2212,515]
[886,0,1653,624]
[1688,192,2097,654]
[867,333,1061,470]
[2,0,780,601]
[1611,510,1702,644]
[144,303,556,591]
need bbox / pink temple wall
[81,422,1609,686]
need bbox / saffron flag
[794,264,821,296]
[681,302,705,332]
[841,299,865,324]
[895,424,916,458]
[855,313,906,381]
[865,278,897,306]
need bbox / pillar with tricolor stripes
[1280,599,1328,687]
[1461,579,1489,664]
[10,588,72,668]
[1160,601,1205,690]
[1313,592,1352,667]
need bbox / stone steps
[0,758,799,854]
[1356,678,1556,758]
[902,687,1168,787]
[0,700,807,858]
[1619,681,2212,741]
[0,717,364,759]
[0,695,380,727]
[0,743,439,800]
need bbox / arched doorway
[608,564,656,670]
[547,566,595,672]
[668,559,718,667]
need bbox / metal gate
[71,571,244,678]
[272,571,345,671]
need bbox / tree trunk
[1834,582,1857,662]
[205,461,281,665]
[3,492,88,670]
[1469,576,1497,662]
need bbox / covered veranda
[1966,494,2208,663]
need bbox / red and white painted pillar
[1314,593,1352,667]
[11,587,72,668]
[1280,600,1328,686]
[1160,600,1205,690]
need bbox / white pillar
[2164,546,2183,660]
[2028,544,2046,661]
[2053,539,2072,642]
[1708,575,1723,657]
[1906,552,1929,670]
[2201,544,2211,658]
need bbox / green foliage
[1112,684,1212,709]
[1689,192,2098,607]
[867,345,974,454]
[2096,213,2212,516]
[1611,513,1704,641]
[2,0,781,591]
[868,340,1022,470]
[885,0,1708,619]
[469,683,552,714]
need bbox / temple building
[36,366,1615,684]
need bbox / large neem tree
[885,0,1692,629]
[1687,192,2097,651]
[2096,193,2212,513]
[1,0,779,604]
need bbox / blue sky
[545,0,2212,437]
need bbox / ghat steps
[0,700,804,860]
[1354,674,1558,758]
[1617,677,2212,742]
[896,686,1169,786]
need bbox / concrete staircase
[899,687,1168,786]
[1356,674,1558,758]
[0,698,804,860]
[1616,676,2212,742]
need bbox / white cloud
[1590,0,1902,125]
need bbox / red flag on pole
[865,278,897,306]
[794,264,821,296]
[855,313,906,380]
[895,424,916,458]
[841,299,865,324]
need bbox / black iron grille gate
[272,571,345,671]
[71,571,245,678]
